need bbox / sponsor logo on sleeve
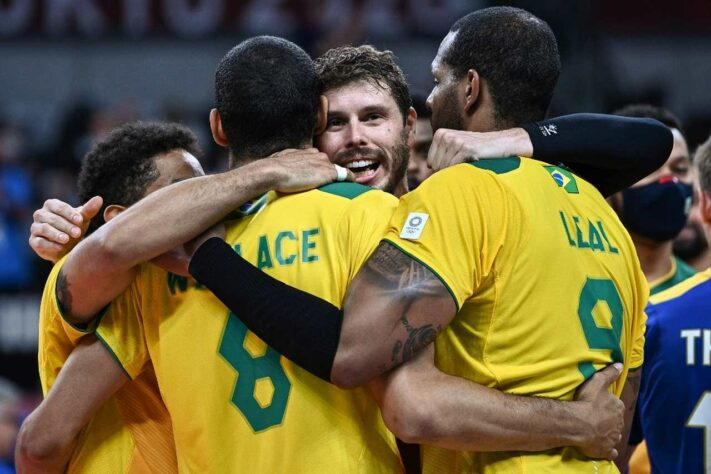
[400,212,429,240]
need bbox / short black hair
[613,104,684,132]
[215,36,320,161]
[315,45,412,123]
[77,121,200,234]
[444,7,561,128]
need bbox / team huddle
[14,6,711,474]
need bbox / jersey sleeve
[628,269,649,370]
[94,269,150,380]
[338,189,399,283]
[43,256,102,344]
[382,164,511,309]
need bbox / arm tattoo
[57,269,73,314]
[362,242,447,367]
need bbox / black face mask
[622,177,693,242]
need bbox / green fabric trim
[94,330,133,381]
[651,256,697,295]
[381,238,460,312]
[317,182,372,200]
[469,156,521,174]
[54,271,107,334]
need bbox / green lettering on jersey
[219,313,291,432]
[301,228,319,263]
[167,273,188,295]
[166,273,203,295]
[588,220,605,252]
[576,278,624,379]
[596,221,619,254]
[233,243,242,255]
[573,216,590,249]
[275,231,297,265]
[559,211,576,246]
[257,235,273,269]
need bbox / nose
[345,120,367,148]
[425,90,434,112]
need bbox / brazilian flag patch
[544,166,579,194]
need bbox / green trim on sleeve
[381,238,461,312]
[54,271,108,334]
[317,182,373,200]
[94,330,133,381]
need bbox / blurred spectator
[0,378,20,474]
[0,122,34,291]
[406,94,433,190]
[674,182,711,271]
[610,105,696,474]
[608,104,696,295]
[624,131,711,474]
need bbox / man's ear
[405,106,417,148]
[104,204,126,223]
[700,188,711,227]
[209,108,229,147]
[463,69,481,115]
[314,95,329,136]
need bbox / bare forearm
[377,365,586,452]
[16,337,128,472]
[60,162,279,321]
[99,161,280,268]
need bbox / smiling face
[316,80,413,196]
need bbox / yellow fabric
[38,257,177,474]
[628,442,651,474]
[384,159,648,473]
[96,186,403,473]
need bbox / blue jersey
[630,268,711,473]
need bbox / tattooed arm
[331,241,457,388]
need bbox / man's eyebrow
[360,105,389,114]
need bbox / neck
[393,177,409,198]
[632,233,674,282]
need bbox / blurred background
[0,0,710,467]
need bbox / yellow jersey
[383,158,648,473]
[95,184,403,473]
[38,257,177,473]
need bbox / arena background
[0,0,710,456]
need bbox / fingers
[41,199,83,226]
[78,196,103,222]
[31,221,73,245]
[28,236,65,262]
[594,363,624,387]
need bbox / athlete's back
[96,183,403,473]
[633,270,711,473]
[383,157,647,473]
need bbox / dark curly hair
[444,7,561,128]
[77,121,200,234]
[315,45,411,123]
[215,36,320,161]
